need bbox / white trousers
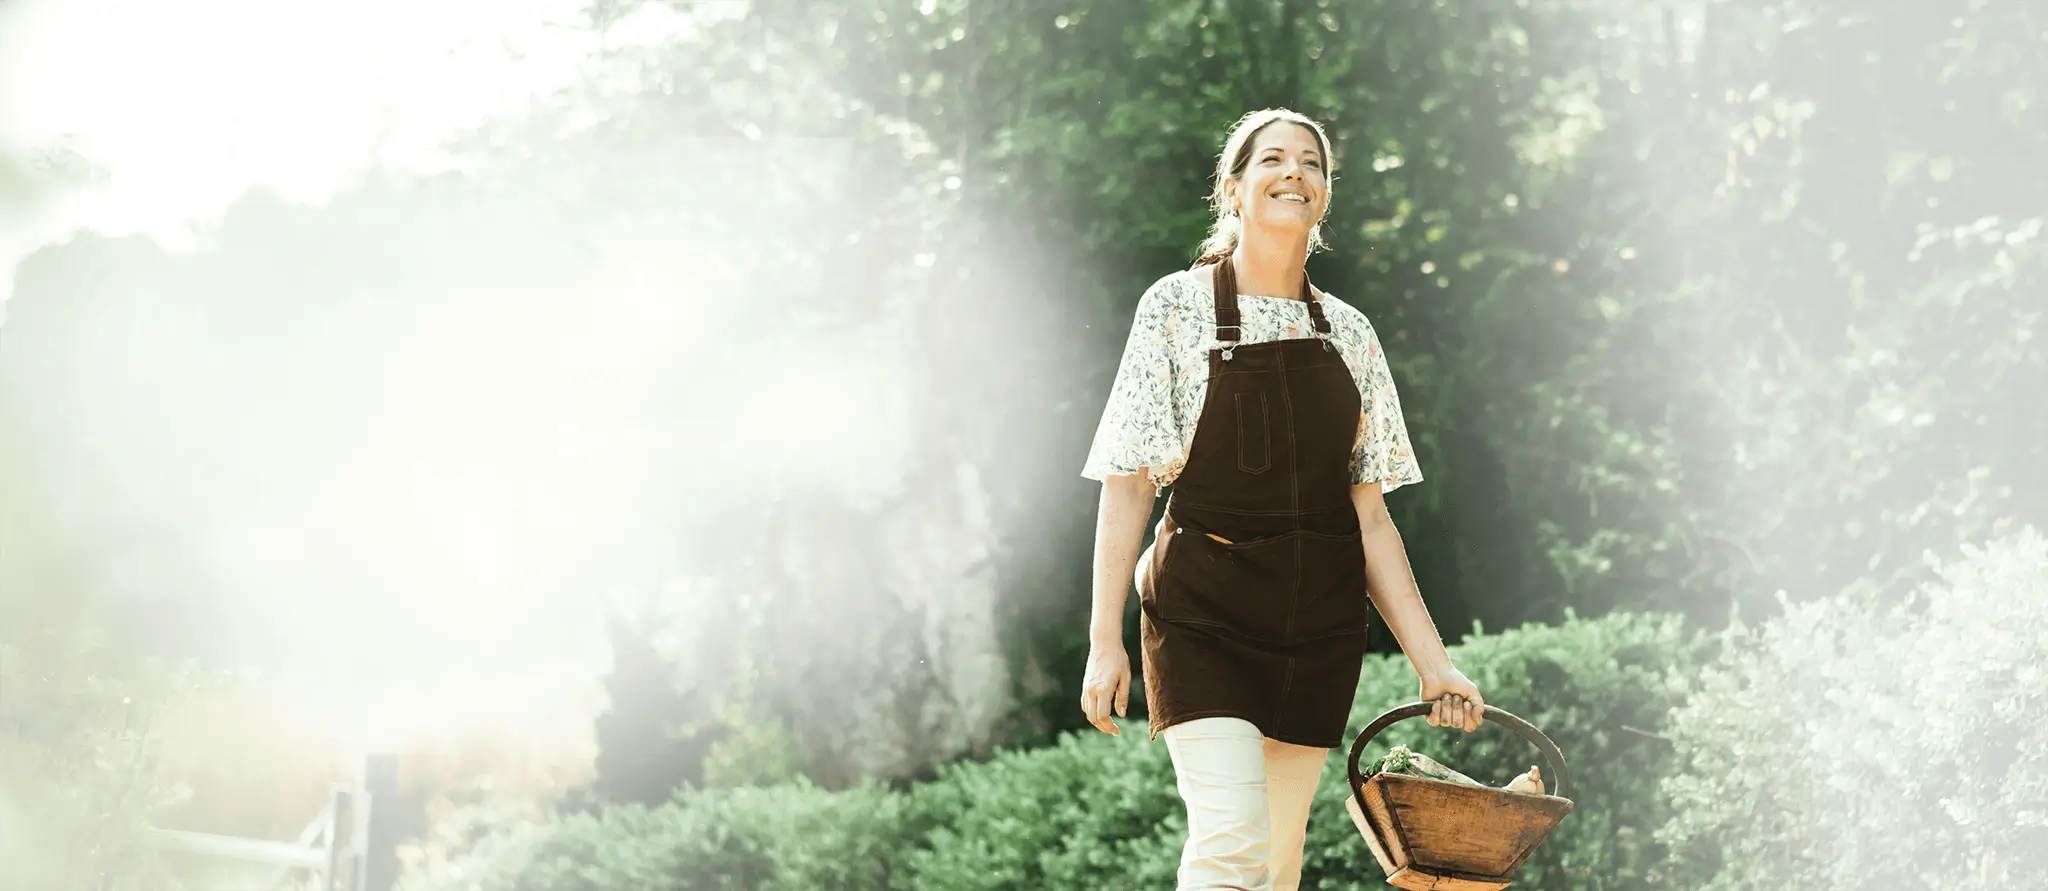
[1161,716,1329,891]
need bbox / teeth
[1275,194,1308,203]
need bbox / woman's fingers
[1080,684,1119,735]
[1429,695,1478,731]
[1419,693,1487,731]
[1459,689,1484,731]
[1115,676,1129,718]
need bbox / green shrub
[419,611,1706,891]
[0,637,195,891]
[421,778,905,891]
[896,611,1704,891]
[1655,529,2048,891]
[896,724,1183,891]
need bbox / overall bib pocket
[1236,391,1272,474]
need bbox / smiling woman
[1079,108,1480,891]
[1191,108,1339,272]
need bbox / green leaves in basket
[1375,745,1486,787]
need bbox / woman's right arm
[1080,470,1157,734]
[1079,274,1182,734]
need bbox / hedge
[419,610,1705,890]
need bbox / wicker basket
[1343,702,1576,891]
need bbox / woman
[1078,108,1486,891]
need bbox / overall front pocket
[1158,530,1292,641]
[1154,527,1361,642]
[1287,530,1370,641]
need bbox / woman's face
[1228,123,1327,236]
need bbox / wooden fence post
[359,754,400,891]
[327,786,353,891]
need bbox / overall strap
[1210,260,1241,345]
[1208,260,1331,365]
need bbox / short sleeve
[1081,279,1184,483]
[1350,321,1425,492]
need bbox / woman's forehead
[1250,123,1322,156]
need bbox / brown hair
[1192,108,1338,268]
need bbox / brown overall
[1139,259,1370,750]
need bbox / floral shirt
[1081,266,1424,494]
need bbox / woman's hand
[1419,665,1485,732]
[1080,644,1132,735]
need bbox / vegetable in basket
[1502,766,1545,796]
[1374,746,1550,796]
[1374,745,1484,786]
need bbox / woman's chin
[1243,216,1317,238]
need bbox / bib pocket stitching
[1236,391,1272,474]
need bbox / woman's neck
[1228,233,1312,300]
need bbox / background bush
[1656,528,2048,891]
[424,534,2048,891]
[896,728,1182,891]
[425,610,1705,890]
[421,779,907,891]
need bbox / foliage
[1656,528,2048,891]
[0,620,196,890]
[441,13,1029,785]
[681,0,2048,711]
[413,779,907,891]
[895,727,1182,891]
[910,611,1706,891]
[590,610,714,806]
[1573,0,2048,620]
[417,538,2048,890]
[6,0,2044,873]
[698,701,805,791]
[421,611,1703,890]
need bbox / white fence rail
[148,754,397,891]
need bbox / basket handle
[1344,701,1570,801]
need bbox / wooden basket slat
[1385,867,1513,891]
[1373,774,1573,876]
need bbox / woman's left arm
[1353,480,1485,732]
